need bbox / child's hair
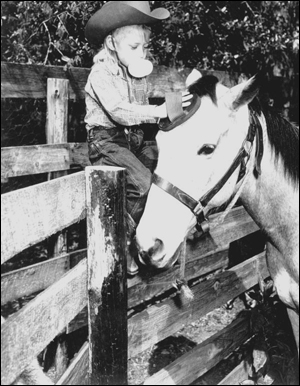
[93,24,152,65]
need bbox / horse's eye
[197,144,216,156]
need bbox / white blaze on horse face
[137,183,195,265]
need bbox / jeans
[87,126,158,224]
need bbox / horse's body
[136,75,299,352]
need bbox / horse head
[136,74,260,270]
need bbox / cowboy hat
[85,1,170,46]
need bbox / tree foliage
[1,1,299,123]
[1,1,299,77]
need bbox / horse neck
[240,117,299,255]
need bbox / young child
[85,1,188,274]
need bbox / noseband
[153,101,264,233]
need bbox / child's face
[112,26,150,68]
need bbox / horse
[135,74,299,354]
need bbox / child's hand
[154,92,193,119]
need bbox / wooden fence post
[46,77,69,256]
[86,166,128,385]
[46,78,69,379]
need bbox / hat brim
[85,3,170,46]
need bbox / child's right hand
[154,92,193,118]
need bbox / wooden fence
[1,62,269,385]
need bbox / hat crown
[116,1,151,14]
[85,0,169,46]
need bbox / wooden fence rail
[1,205,259,307]
[1,62,238,100]
[1,171,86,264]
[1,143,90,180]
[1,259,86,385]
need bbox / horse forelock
[188,75,219,105]
[249,99,299,187]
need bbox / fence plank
[1,249,86,305]
[1,207,258,307]
[1,62,88,99]
[1,144,69,179]
[1,259,87,385]
[46,80,69,324]
[1,171,86,264]
[56,342,89,386]
[217,355,252,385]
[67,252,268,357]
[128,206,259,308]
[1,62,238,99]
[86,166,128,385]
[1,207,260,308]
[143,315,251,385]
[128,252,269,358]
[1,143,90,179]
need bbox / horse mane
[249,98,299,186]
[188,75,299,187]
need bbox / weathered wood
[1,206,258,306]
[1,259,87,385]
[86,166,127,385]
[1,143,90,179]
[1,62,238,99]
[67,306,88,334]
[57,326,252,386]
[46,78,69,261]
[54,337,69,382]
[128,252,269,359]
[67,253,268,360]
[1,171,86,264]
[1,144,69,179]
[46,78,69,146]
[1,249,86,305]
[1,62,88,100]
[56,342,89,385]
[217,355,252,385]
[128,206,259,308]
[148,67,238,97]
[143,315,251,385]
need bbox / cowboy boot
[126,213,139,276]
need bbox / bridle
[153,98,264,234]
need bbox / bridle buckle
[193,201,204,216]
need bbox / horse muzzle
[137,238,166,268]
[136,237,180,270]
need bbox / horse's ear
[227,74,260,111]
[185,69,202,88]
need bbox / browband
[158,92,201,132]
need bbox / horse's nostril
[145,238,163,257]
[138,238,164,265]
[153,238,163,254]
